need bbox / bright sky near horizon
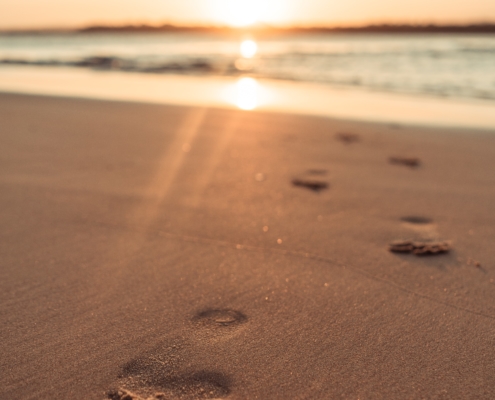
[1,0,495,29]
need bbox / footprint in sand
[191,309,248,342]
[192,309,247,328]
[401,216,432,224]
[401,216,438,240]
[108,345,232,400]
[389,216,452,256]
[291,169,329,192]
[291,178,329,192]
[107,310,246,399]
[335,132,360,144]
[108,371,231,400]
[389,156,421,168]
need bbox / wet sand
[1,92,495,399]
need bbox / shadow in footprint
[400,216,439,242]
[401,216,433,224]
[116,351,232,400]
[291,178,329,193]
[336,132,360,144]
[389,156,421,168]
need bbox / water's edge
[2,65,495,130]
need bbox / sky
[2,0,495,29]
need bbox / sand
[1,92,495,399]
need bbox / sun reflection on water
[235,39,258,71]
[240,40,258,58]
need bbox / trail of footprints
[289,132,358,192]
[291,131,453,256]
[107,310,247,400]
[289,130,423,192]
[107,130,458,399]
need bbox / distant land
[80,23,495,34]
[2,23,495,35]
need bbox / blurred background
[1,0,495,117]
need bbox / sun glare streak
[186,115,240,208]
[103,108,208,284]
[240,40,258,58]
[139,108,207,219]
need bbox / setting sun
[212,0,288,27]
[223,0,261,27]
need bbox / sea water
[1,32,495,127]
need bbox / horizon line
[2,21,495,34]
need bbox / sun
[212,0,289,28]
[227,0,260,27]
[221,0,262,27]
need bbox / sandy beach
[1,92,495,399]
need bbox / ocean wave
[2,33,495,103]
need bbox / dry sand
[1,92,495,399]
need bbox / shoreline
[1,65,495,130]
[3,90,495,137]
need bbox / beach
[1,92,495,399]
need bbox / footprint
[400,216,439,240]
[391,216,451,256]
[335,132,360,144]
[401,216,432,224]
[107,310,244,399]
[389,156,421,168]
[291,178,329,192]
[111,346,232,400]
[389,240,451,256]
[108,371,231,400]
[192,309,247,328]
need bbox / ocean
[2,32,495,102]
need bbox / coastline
[1,65,495,130]
[1,92,495,399]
